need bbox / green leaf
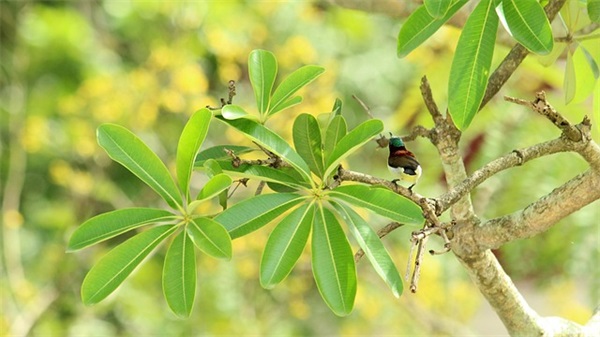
[329,185,424,225]
[269,96,303,115]
[176,108,212,200]
[248,49,278,115]
[323,119,383,179]
[424,0,452,18]
[501,0,553,55]
[188,173,232,212]
[202,159,228,210]
[214,193,306,239]
[331,98,343,116]
[187,217,232,259]
[216,161,309,188]
[67,208,176,251]
[565,48,576,104]
[217,117,313,184]
[163,230,196,317]
[332,202,403,298]
[81,225,176,305]
[447,0,498,130]
[311,204,356,316]
[221,104,255,120]
[195,173,232,201]
[570,45,599,103]
[203,159,223,177]
[97,124,182,209]
[323,115,347,160]
[260,203,314,289]
[195,145,255,165]
[397,0,468,57]
[293,113,324,177]
[268,65,325,116]
[590,0,600,23]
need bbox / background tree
[1,0,598,336]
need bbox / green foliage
[69,108,233,317]
[500,0,553,55]
[448,0,498,131]
[242,49,325,123]
[397,0,468,57]
[397,0,600,130]
[423,0,453,19]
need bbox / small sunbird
[387,136,421,192]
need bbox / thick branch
[454,169,600,254]
[437,137,581,213]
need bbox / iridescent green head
[389,137,405,148]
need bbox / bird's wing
[388,155,420,175]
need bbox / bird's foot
[391,179,400,185]
[408,184,415,194]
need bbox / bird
[387,136,422,192]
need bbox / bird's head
[389,137,405,149]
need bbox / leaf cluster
[69,50,425,317]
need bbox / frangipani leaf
[68,208,176,251]
[248,49,277,115]
[260,203,314,288]
[312,204,356,316]
[329,185,424,225]
[448,0,498,130]
[214,193,306,239]
[97,124,182,209]
[81,225,176,305]
[163,230,196,317]
[176,108,212,199]
[332,202,403,298]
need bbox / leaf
[187,217,232,259]
[214,193,306,239]
[323,115,347,159]
[260,203,314,289]
[97,124,182,209]
[590,0,600,23]
[176,108,212,200]
[323,119,383,179]
[221,104,256,120]
[248,49,277,115]
[67,208,176,251]
[268,65,325,116]
[216,161,309,188]
[293,113,324,177]
[565,48,576,104]
[195,173,232,201]
[202,159,229,210]
[329,185,424,225]
[81,225,176,305]
[331,98,343,116]
[501,0,553,55]
[311,204,356,316]
[424,0,452,18]
[195,145,255,165]
[163,230,196,317]
[397,0,468,57]
[217,117,313,184]
[570,44,598,103]
[269,96,303,115]
[332,202,403,298]
[188,173,232,212]
[203,159,223,177]
[447,0,498,130]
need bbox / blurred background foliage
[1,1,598,336]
